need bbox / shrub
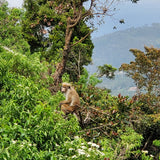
[0,47,81,159]
[101,127,143,160]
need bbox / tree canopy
[0,1,30,54]
[22,0,116,87]
[120,47,160,95]
[22,0,96,82]
[98,64,117,79]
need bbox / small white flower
[91,143,100,148]
[55,143,59,147]
[12,140,17,144]
[33,143,36,147]
[87,142,92,145]
[72,155,77,158]
[150,155,154,157]
[74,136,79,139]
[77,149,85,155]
[142,150,148,154]
[96,149,105,156]
[69,148,74,151]
[81,146,87,149]
[88,142,100,148]
[86,153,90,157]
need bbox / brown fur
[59,83,84,128]
[60,82,80,114]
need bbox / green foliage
[22,0,94,81]
[119,47,160,159]
[1,46,159,159]
[66,36,93,81]
[127,94,160,159]
[76,70,105,106]
[54,136,105,159]
[75,70,159,159]
[0,2,30,54]
[0,2,159,157]
[153,139,160,147]
[98,64,117,79]
[119,47,160,146]
[120,46,160,95]
[101,127,143,160]
[141,151,154,160]
[0,47,83,159]
[0,47,45,81]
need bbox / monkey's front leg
[59,100,70,108]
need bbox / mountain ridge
[87,23,160,96]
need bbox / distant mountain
[86,23,160,96]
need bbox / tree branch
[71,30,93,47]
[68,14,82,28]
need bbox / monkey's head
[61,82,71,93]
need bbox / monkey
[60,82,80,114]
[59,82,83,127]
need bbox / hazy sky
[7,0,160,37]
[92,0,160,37]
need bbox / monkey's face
[61,86,67,93]
[61,85,71,93]
[61,83,71,93]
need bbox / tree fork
[51,0,112,91]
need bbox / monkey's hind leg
[61,104,75,114]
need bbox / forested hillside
[90,23,160,69]
[0,1,160,160]
[87,23,160,96]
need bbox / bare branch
[88,106,110,116]
[82,0,116,20]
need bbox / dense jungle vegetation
[0,0,160,159]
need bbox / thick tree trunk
[52,49,68,87]
[52,23,73,92]
[52,7,82,92]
